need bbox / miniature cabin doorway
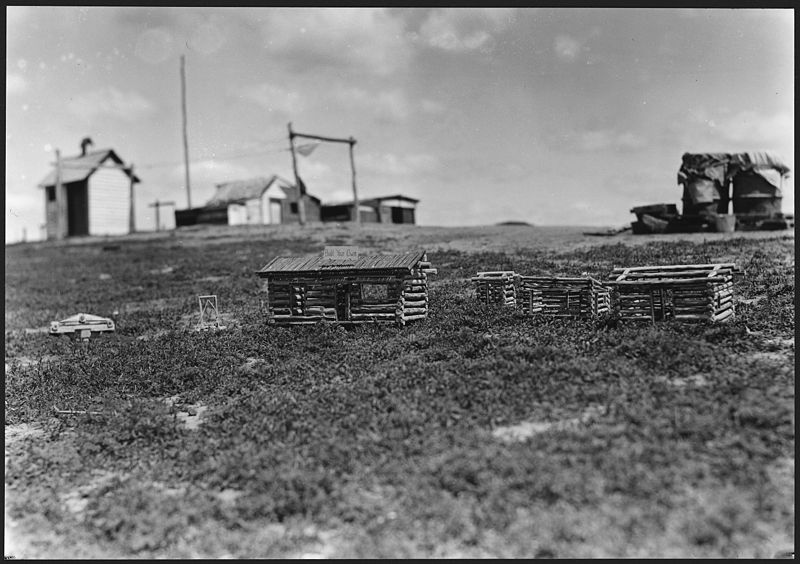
[335,283,356,321]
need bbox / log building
[257,250,437,325]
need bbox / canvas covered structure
[608,263,737,323]
[256,250,437,325]
[472,271,519,307]
[519,276,610,318]
[677,152,790,217]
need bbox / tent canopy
[678,151,791,186]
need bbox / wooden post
[181,55,192,209]
[349,137,359,227]
[149,200,176,232]
[128,163,136,233]
[288,122,306,226]
[287,127,360,225]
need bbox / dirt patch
[5,355,61,372]
[493,405,607,443]
[658,374,711,388]
[5,422,45,447]
[750,351,793,365]
[122,297,186,314]
[163,396,209,431]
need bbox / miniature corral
[256,248,437,325]
[607,263,737,323]
[472,271,519,307]
[520,276,610,318]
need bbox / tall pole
[288,122,306,225]
[181,55,192,209]
[349,137,359,227]
[128,163,136,233]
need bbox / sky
[5,7,794,242]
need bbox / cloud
[67,87,155,122]
[237,82,444,124]
[669,108,794,160]
[552,129,648,153]
[554,34,582,62]
[237,83,305,114]
[711,110,793,146]
[6,73,28,96]
[134,27,176,64]
[258,8,410,76]
[360,152,439,176]
[418,8,516,53]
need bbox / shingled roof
[257,250,426,275]
[38,148,140,188]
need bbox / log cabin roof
[258,250,426,275]
[38,148,140,188]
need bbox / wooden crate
[607,263,736,322]
[472,271,519,307]
[519,276,609,318]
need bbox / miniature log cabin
[607,263,736,322]
[256,249,437,326]
[519,276,609,318]
[472,271,519,307]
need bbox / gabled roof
[206,175,293,208]
[258,250,426,275]
[38,148,140,188]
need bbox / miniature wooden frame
[519,276,609,318]
[256,250,437,326]
[472,271,519,307]
[198,295,220,328]
[607,263,736,322]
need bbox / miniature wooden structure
[519,276,610,318]
[49,313,115,342]
[608,263,736,323]
[472,271,519,307]
[197,294,226,330]
[256,248,437,326]
[517,277,544,315]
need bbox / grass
[4,225,794,558]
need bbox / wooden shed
[608,263,736,323]
[320,194,419,224]
[256,249,437,325]
[519,276,610,318]
[38,145,140,239]
[472,271,519,307]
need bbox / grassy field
[4,223,795,558]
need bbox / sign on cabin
[323,246,359,263]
